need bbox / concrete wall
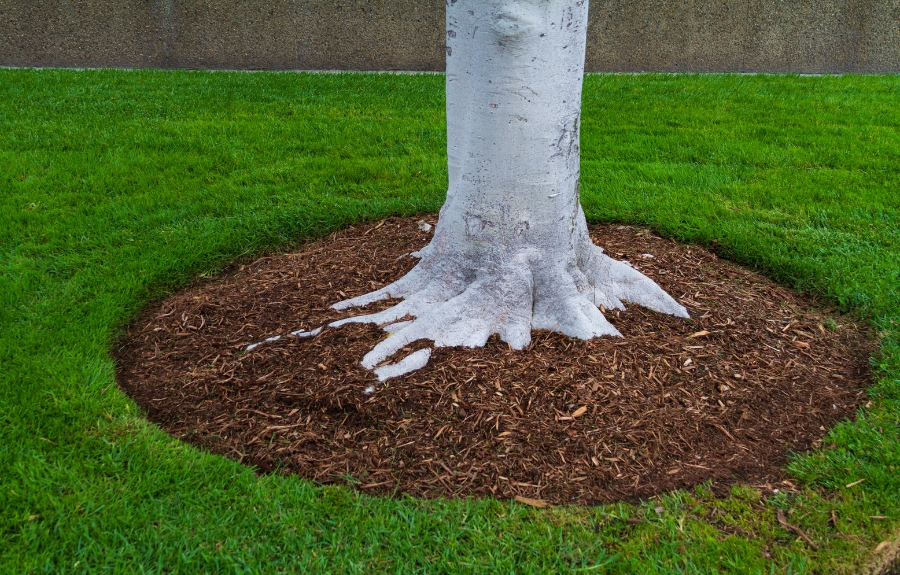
[1,0,898,73]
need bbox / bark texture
[333,0,688,379]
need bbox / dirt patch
[114,216,872,505]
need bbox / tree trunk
[333,0,687,380]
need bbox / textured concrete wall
[587,0,900,73]
[1,0,898,73]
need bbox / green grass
[1,68,898,574]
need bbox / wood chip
[514,496,549,508]
[714,424,737,441]
[776,509,819,550]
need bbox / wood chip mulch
[114,216,872,506]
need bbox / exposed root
[578,244,690,319]
[330,234,688,381]
[373,348,432,381]
[245,326,322,352]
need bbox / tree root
[331,238,688,382]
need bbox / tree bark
[333,0,687,380]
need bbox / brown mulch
[114,216,872,506]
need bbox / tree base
[332,224,688,380]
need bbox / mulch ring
[114,216,872,506]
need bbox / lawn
[0,68,898,573]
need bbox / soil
[114,216,872,506]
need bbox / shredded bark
[114,216,872,505]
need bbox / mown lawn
[0,68,898,574]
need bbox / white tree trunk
[332,0,688,380]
